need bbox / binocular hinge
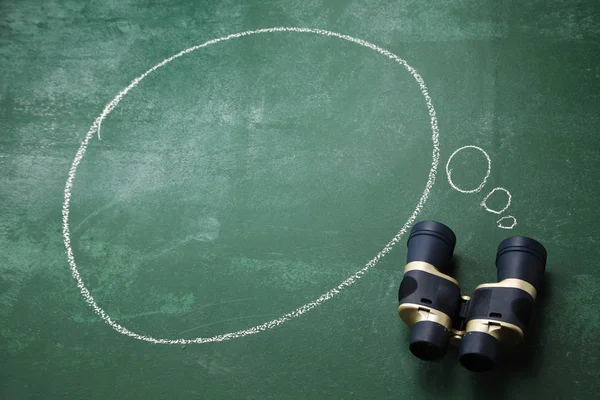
[450,295,471,346]
[449,292,525,347]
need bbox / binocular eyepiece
[398,221,546,372]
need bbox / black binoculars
[398,221,546,372]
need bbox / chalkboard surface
[1,1,599,399]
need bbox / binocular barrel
[458,236,546,372]
[398,221,460,361]
[398,221,547,372]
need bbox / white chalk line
[481,187,512,214]
[445,145,491,194]
[497,215,517,230]
[62,27,440,344]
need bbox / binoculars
[398,221,546,372]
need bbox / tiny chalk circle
[496,215,517,230]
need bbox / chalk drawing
[446,146,518,230]
[480,187,512,214]
[62,27,440,344]
[497,215,517,230]
[445,145,491,194]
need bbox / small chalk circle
[497,215,517,230]
[481,187,512,215]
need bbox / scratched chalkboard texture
[1,0,599,399]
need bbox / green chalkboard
[1,0,599,399]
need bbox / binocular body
[398,221,546,372]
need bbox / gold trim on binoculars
[476,279,537,300]
[398,303,453,330]
[398,261,456,331]
[464,319,524,347]
[403,261,459,286]
[398,260,534,346]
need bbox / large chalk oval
[62,28,441,344]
